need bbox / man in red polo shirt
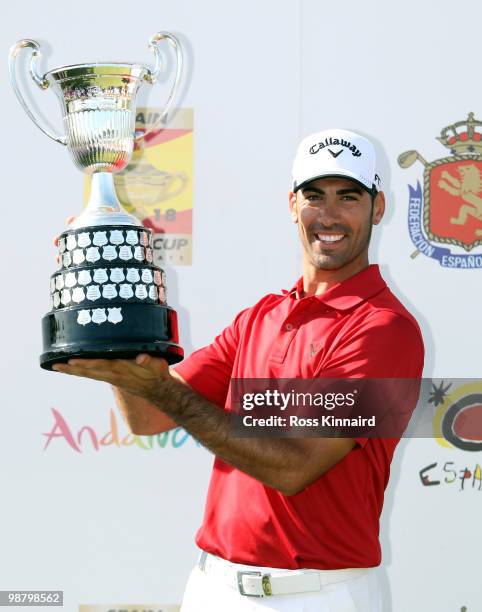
[54,129,424,611]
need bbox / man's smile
[311,231,348,249]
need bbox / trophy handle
[136,32,183,143]
[8,39,67,145]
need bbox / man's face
[289,177,385,271]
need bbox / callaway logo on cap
[292,129,382,195]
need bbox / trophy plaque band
[41,225,183,369]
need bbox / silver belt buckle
[237,570,272,597]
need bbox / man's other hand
[52,354,170,400]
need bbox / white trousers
[180,556,382,612]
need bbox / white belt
[198,550,369,598]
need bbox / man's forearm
[112,386,176,434]
[146,377,306,495]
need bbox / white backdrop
[1,1,480,611]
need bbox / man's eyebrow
[336,188,363,196]
[301,186,324,194]
[301,186,363,196]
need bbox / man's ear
[289,191,298,223]
[372,191,385,225]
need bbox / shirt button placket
[269,321,297,363]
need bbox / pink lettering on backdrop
[42,407,198,453]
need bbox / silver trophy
[9,33,185,369]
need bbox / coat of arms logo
[398,112,482,268]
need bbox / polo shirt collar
[286,264,387,311]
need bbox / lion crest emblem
[398,113,482,268]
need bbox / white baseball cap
[292,128,382,195]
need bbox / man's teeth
[315,233,344,242]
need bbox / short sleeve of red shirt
[174,307,250,408]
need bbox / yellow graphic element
[114,131,193,219]
[438,164,482,234]
[144,132,193,213]
[433,381,482,449]
[475,464,482,481]
[79,605,180,612]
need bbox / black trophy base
[40,303,184,370]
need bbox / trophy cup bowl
[9,33,185,369]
